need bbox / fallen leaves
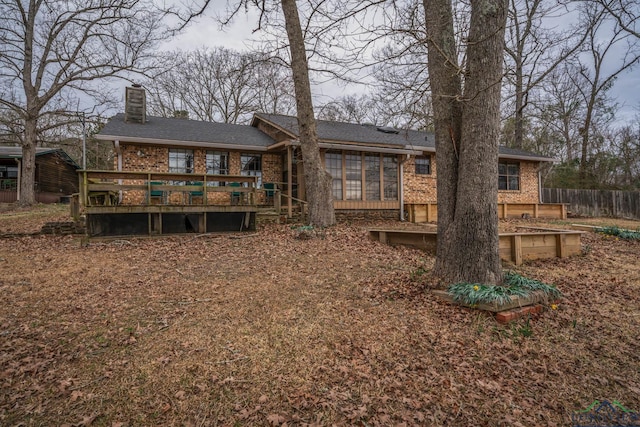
[0,215,639,425]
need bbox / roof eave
[499,154,555,162]
[96,134,268,152]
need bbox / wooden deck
[369,228,583,265]
[77,170,266,237]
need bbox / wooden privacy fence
[542,188,640,219]
[369,228,583,265]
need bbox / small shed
[0,146,79,203]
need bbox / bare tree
[145,48,296,123]
[280,0,334,226]
[0,0,163,205]
[424,0,508,285]
[571,3,640,183]
[503,0,588,149]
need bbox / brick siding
[403,155,540,204]
[118,144,282,205]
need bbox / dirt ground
[1,204,639,426]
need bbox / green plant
[516,317,533,338]
[447,271,562,306]
[595,226,640,240]
[410,267,429,279]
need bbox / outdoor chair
[188,181,204,204]
[263,182,276,205]
[150,181,165,204]
[229,182,242,205]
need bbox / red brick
[495,304,543,324]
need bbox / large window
[499,161,520,190]
[365,155,380,200]
[345,153,362,200]
[0,165,18,179]
[169,148,194,174]
[383,156,398,200]
[415,156,431,175]
[325,152,343,200]
[324,152,398,201]
[241,153,262,188]
[206,151,229,186]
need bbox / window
[383,156,398,200]
[345,152,362,200]
[169,148,194,174]
[241,153,262,188]
[0,166,18,179]
[206,151,229,186]
[499,161,520,190]
[325,152,343,200]
[415,156,431,175]
[325,152,399,201]
[365,155,380,200]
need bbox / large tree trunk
[281,0,335,227]
[425,0,507,286]
[18,116,38,206]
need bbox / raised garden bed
[369,228,584,265]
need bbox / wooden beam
[556,234,566,258]
[512,234,522,265]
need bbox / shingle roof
[97,113,275,148]
[0,146,79,167]
[253,113,435,148]
[253,113,554,161]
[0,146,59,158]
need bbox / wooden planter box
[369,228,583,265]
[405,203,567,223]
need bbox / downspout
[15,159,21,202]
[399,154,411,221]
[536,161,548,204]
[115,140,122,202]
[115,140,122,171]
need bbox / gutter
[96,134,269,152]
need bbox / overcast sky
[134,2,640,125]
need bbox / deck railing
[78,170,259,208]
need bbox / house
[90,85,560,235]
[0,146,79,203]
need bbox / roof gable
[252,113,435,149]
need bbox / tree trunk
[425,0,507,286]
[280,0,335,227]
[424,0,463,279]
[18,116,38,206]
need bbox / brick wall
[118,143,283,205]
[403,154,540,204]
[497,161,539,203]
[403,155,437,204]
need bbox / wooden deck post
[503,203,509,219]
[512,234,522,265]
[556,234,566,258]
[379,231,387,244]
[533,203,539,218]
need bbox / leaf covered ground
[1,205,639,426]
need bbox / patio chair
[150,181,165,204]
[263,182,276,205]
[188,181,204,204]
[229,182,242,205]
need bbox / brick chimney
[124,84,146,124]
